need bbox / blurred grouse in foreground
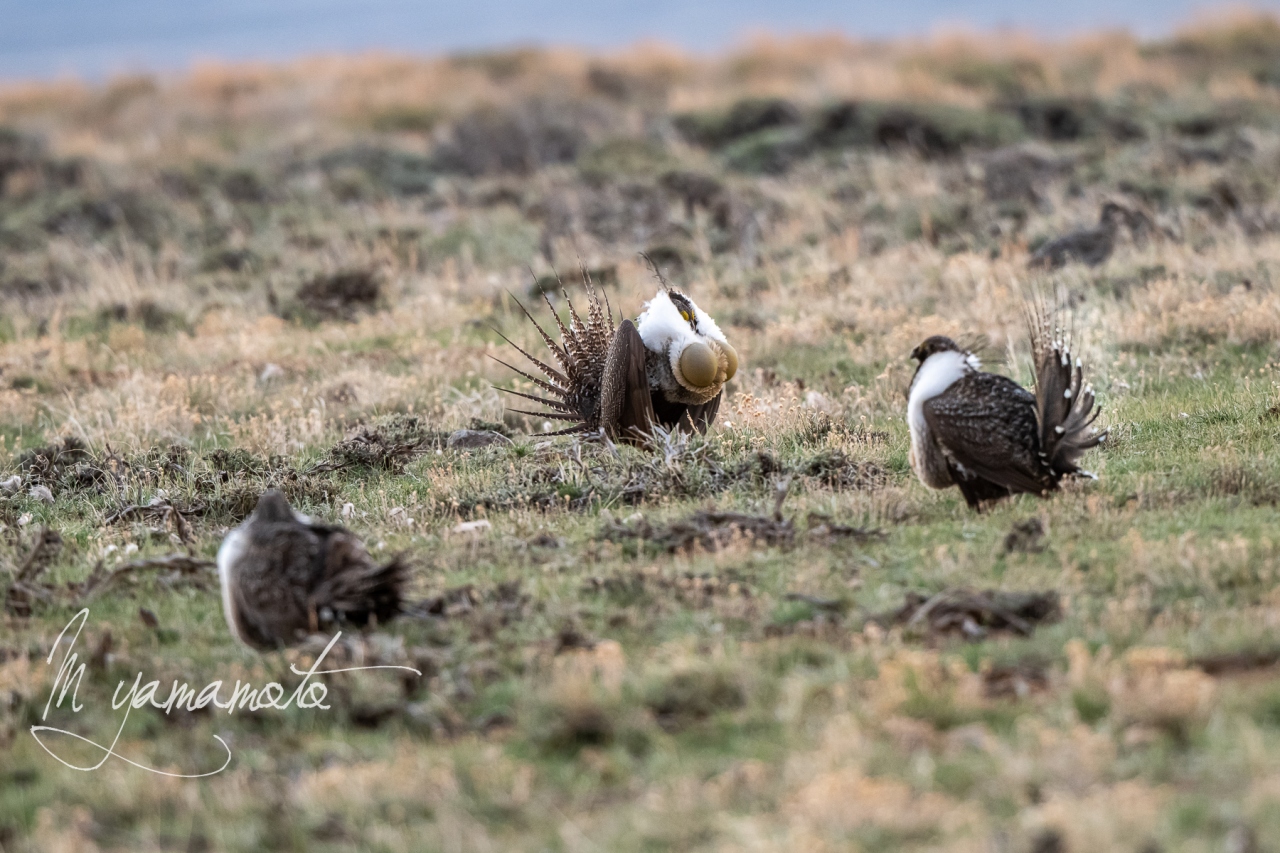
[1028,202,1129,269]
[217,491,405,649]
[497,282,738,445]
[907,309,1107,509]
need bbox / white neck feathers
[635,291,726,353]
[907,350,978,442]
[216,527,248,645]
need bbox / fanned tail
[495,272,618,434]
[317,555,407,626]
[1024,292,1108,480]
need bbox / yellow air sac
[679,342,719,388]
[721,343,739,381]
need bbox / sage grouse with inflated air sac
[217,490,405,649]
[906,310,1107,509]
[496,283,738,444]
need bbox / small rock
[138,607,159,628]
[28,485,54,504]
[0,475,22,496]
[447,429,511,450]
[259,363,286,383]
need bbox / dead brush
[13,437,131,498]
[601,475,797,553]
[2,526,64,617]
[78,444,330,526]
[2,524,212,617]
[602,508,795,553]
[583,565,755,608]
[800,448,888,490]
[873,588,1063,642]
[102,492,201,542]
[308,416,448,474]
[1206,462,1280,506]
[643,662,747,732]
[438,429,738,518]
[277,268,385,323]
[17,436,94,487]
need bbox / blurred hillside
[4,14,1280,320]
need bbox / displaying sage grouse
[1028,202,1129,269]
[907,311,1107,509]
[217,491,405,649]
[497,285,738,444]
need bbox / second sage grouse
[217,491,405,649]
[907,307,1107,509]
[1028,202,1129,269]
[497,284,738,444]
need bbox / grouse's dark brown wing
[921,372,1052,505]
[684,393,721,434]
[231,524,323,649]
[599,319,656,445]
[307,527,405,628]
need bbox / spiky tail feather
[1024,292,1107,480]
[494,274,617,434]
[315,556,407,627]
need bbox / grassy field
[6,14,1280,852]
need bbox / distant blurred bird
[217,491,405,649]
[906,302,1107,509]
[1028,202,1130,269]
[496,278,738,445]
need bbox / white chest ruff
[907,350,977,477]
[216,527,248,644]
[635,291,727,353]
[636,291,728,404]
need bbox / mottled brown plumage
[217,491,405,649]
